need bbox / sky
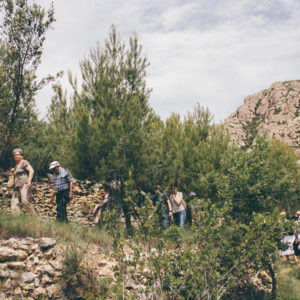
[35,0,300,123]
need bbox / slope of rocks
[224,80,300,154]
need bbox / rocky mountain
[224,80,300,155]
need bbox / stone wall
[0,172,104,226]
[0,237,64,298]
[0,237,116,299]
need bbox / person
[162,194,171,229]
[135,184,146,208]
[279,211,298,264]
[169,183,186,227]
[186,191,196,225]
[92,184,111,224]
[49,161,73,222]
[10,148,36,215]
[133,184,146,219]
[293,211,300,257]
[151,185,162,207]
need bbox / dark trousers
[56,189,70,221]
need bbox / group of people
[90,182,193,229]
[279,210,300,264]
[9,148,193,228]
[10,149,73,222]
[9,148,300,262]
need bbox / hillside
[224,80,300,154]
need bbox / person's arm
[167,199,173,219]
[69,180,73,199]
[173,192,183,205]
[25,164,34,188]
[102,194,110,205]
[50,190,56,202]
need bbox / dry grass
[0,211,113,254]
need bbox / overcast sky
[35,0,300,122]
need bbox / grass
[0,211,113,255]
[276,261,300,300]
[0,211,116,299]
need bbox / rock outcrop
[224,80,300,155]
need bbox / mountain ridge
[223,80,300,155]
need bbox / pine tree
[0,0,55,167]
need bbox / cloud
[35,0,300,122]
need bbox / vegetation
[0,1,300,299]
[0,0,58,168]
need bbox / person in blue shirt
[49,161,73,222]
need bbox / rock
[13,287,22,295]
[0,247,27,262]
[46,283,62,298]
[49,259,63,270]
[0,270,9,279]
[23,282,35,291]
[39,237,56,250]
[224,80,300,157]
[41,274,51,284]
[3,278,11,289]
[40,264,55,276]
[34,276,40,288]
[32,287,47,298]
[8,270,19,279]
[7,261,25,270]
[21,272,36,283]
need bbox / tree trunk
[268,263,276,300]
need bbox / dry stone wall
[0,172,104,226]
[0,237,64,299]
[0,237,116,299]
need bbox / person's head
[279,210,286,218]
[49,161,60,174]
[170,183,178,194]
[189,191,196,199]
[154,185,161,194]
[12,148,24,163]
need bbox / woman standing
[10,148,35,215]
[169,183,186,227]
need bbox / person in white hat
[49,161,73,222]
